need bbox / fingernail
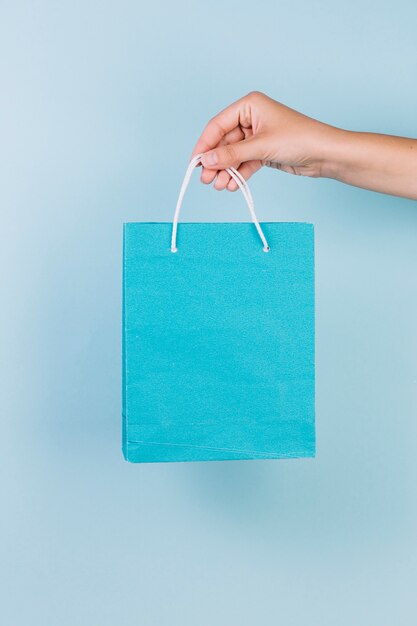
[201,151,218,167]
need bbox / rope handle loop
[171,154,270,253]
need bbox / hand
[191,91,339,191]
[191,91,417,199]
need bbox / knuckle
[207,116,226,137]
[246,90,265,102]
[223,143,237,163]
[214,176,226,190]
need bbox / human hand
[191,91,417,199]
[191,91,340,191]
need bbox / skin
[191,91,417,200]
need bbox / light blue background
[1,1,416,624]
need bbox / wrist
[319,127,354,181]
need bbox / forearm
[322,129,417,199]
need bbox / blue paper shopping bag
[123,156,315,463]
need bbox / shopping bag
[123,156,315,463]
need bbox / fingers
[213,169,230,190]
[191,92,267,191]
[204,160,262,192]
[211,160,262,192]
[201,136,263,191]
[201,136,264,170]
[200,127,245,186]
[191,96,248,158]
[227,160,262,191]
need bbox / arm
[191,91,417,200]
[322,130,417,199]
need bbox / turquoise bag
[123,156,315,463]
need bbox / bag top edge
[123,221,314,226]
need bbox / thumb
[200,137,264,170]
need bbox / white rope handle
[171,153,270,253]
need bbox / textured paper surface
[123,222,315,463]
